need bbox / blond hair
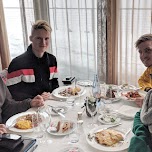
[135,34,152,49]
[31,20,52,35]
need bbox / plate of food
[86,125,133,151]
[6,111,47,133]
[47,120,76,136]
[119,90,146,101]
[101,85,121,103]
[77,80,93,87]
[52,85,86,99]
[98,113,121,125]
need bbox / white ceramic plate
[6,111,35,133]
[77,80,93,87]
[52,86,86,99]
[86,125,133,152]
[98,113,121,125]
[102,98,121,104]
[47,120,76,136]
[58,146,84,152]
[119,84,137,91]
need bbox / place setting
[86,123,133,151]
[52,85,86,100]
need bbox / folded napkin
[0,137,23,152]
[140,89,152,133]
[117,105,140,118]
[128,111,152,152]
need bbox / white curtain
[49,0,98,82]
[3,0,101,83]
[117,0,151,87]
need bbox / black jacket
[7,45,59,100]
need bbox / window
[3,0,97,81]
[3,0,34,60]
[117,0,149,86]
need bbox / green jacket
[128,111,152,152]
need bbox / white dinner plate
[6,111,35,133]
[77,80,93,87]
[86,125,133,151]
[98,113,121,125]
[52,85,86,99]
[58,146,84,152]
[119,84,137,91]
[47,120,76,136]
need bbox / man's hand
[134,97,144,108]
[41,92,51,101]
[0,124,7,134]
[30,95,44,107]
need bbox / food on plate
[106,86,116,98]
[122,91,141,99]
[50,121,73,133]
[14,120,32,129]
[100,114,117,123]
[95,129,123,146]
[58,86,81,97]
[14,113,41,129]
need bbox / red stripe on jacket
[49,66,58,73]
[7,69,34,79]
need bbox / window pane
[49,0,97,80]
[3,5,24,59]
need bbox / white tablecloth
[9,87,141,152]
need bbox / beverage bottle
[92,74,101,99]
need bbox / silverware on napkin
[48,105,65,118]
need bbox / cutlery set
[48,105,65,118]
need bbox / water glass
[32,112,42,138]
[66,98,75,107]
[69,132,79,143]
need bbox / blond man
[7,20,59,101]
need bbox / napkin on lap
[117,105,140,118]
[140,89,152,133]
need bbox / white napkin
[117,105,140,119]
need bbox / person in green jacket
[128,111,152,152]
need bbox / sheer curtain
[49,0,98,82]
[117,0,151,86]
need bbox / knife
[94,123,122,134]
[52,108,65,118]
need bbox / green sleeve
[128,111,152,152]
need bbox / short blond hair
[31,20,52,35]
[135,34,152,49]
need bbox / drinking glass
[38,111,51,143]
[86,98,98,128]
[32,112,43,139]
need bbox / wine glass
[38,111,51,143]
[86,97,98,128]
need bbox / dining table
[7,84,142,152]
